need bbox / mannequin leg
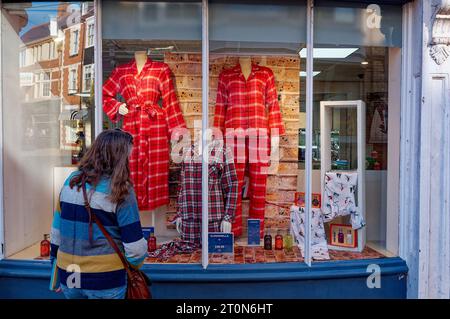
[248,162,268,238]
[232,162,246,237]
[247,131,270,238]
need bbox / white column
[418,0,450,299]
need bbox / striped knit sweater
[49,172,147,291]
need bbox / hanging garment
[103,57,186,211]
[322,171,365,229]
[369,100,388,144]
[213,63,285,237]
[213,63,285,135]
[176,142,239,243]
[290,205,330,260]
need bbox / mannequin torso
[239,57,252,80]
[118,51,148,116]
[134,51,148,75]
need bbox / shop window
[207,0,308,265]
[1,1,95,260]
[101,0,203,263]
[1,0,403,265]
[311,0,402,259]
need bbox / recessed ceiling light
[361,61,369,65]
[299,71,321,77]
[299,48,359,59]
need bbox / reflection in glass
[1,2,95,258]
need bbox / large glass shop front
[1,1,402,266]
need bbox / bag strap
[82,183,133,278]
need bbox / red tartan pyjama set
[103,57,186,211]
[213,63,285,237]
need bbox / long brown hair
[70,129,134,204]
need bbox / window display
[0,0,402,266]
[208,0,307,264]
[313,0,403,258]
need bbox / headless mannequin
[239,56,252,80]
[118,51,148,116]
[175,138,232,235]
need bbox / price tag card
[142,227,155,240]
[247,219,261,246]
[208,233,234,254]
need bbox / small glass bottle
[148,232,157,252]
[374,161,381,170]
[346,230,353,245]
[275,230,283,250]
[40,234,50,258]
[284,231,293,251]
[264,232,272,250]
[338,228,345,244]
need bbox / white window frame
[41,42,50,61]
[0,9,3,259]
[41,72,51,98]
[32,46,37,63]
[68,66,78,94]
[82,64,94,92]
[49,41,56,60]
[82,2,90,16]
[70,27,80,56]
[33,73,39,98]
[86,18,95,48]
[19,49,26,67]
[34,71,51,98]
[37,45,42,62]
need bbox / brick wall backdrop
[165,53,300,236]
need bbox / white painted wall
[396,0,450,299]
[417,0,450,299]
[399,0,424,299]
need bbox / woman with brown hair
[49,129,147,299]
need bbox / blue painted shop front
[0,257,407,299]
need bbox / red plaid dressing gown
[103,57,186,210]
[176,143,239,243]
[213,63,285,237]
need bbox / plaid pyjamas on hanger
[176,142,239,243]
[213,63,285,237]
[103,57,186,211]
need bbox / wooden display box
[329,224,358,248]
